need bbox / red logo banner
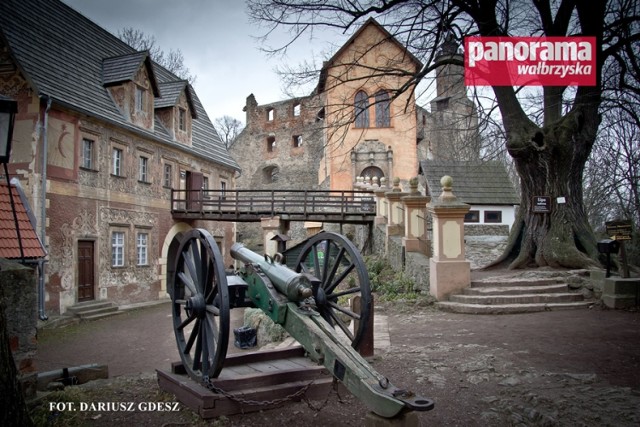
[464,37,596,86]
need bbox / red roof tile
[0,182,46,259]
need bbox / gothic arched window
[375,90,390,127]
[354,91,369,128]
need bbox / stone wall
[0,259,37,398]
[465,224,510,236]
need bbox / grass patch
[365,255,432,304]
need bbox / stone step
[437,300,594,314]
[67,301,115,315]
[463,283,569,295]
[450,292,583,305]
[470,278,563,288]
[66,301,120,320]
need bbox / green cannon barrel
[231,243,312,302]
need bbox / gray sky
[62,0,344,123]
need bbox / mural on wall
[47,117,75,170]
[53,210,98,309]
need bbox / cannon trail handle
[284,302,434,418]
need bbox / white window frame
[139,156,148,182]
[111,231,125,267]
[163,163,173,188]
[112,147,123,176]
[135,86,145,112]
[81,138,93,169]
[136,232,148,266]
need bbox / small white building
[420,160,519,236]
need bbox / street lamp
[0,95,17,163]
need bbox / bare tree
[214,116,244,148]
[247,0,640,270]
[117,27,196,84]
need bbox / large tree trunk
[489,109,601,270]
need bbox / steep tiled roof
[0,181,46,260]
[103,51,160,97]
[421,160,520,205]
[0,0,239,171]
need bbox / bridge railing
[171,188,376,217]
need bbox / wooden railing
[170,189,376,224]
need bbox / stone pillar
[373,187,388,225]
[402,177,431,255]
[427,176,471,300]
[385,177,407,237]
[260,217,288,256]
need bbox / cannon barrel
[231,242,312,301]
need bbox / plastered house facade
[0,0,240,315]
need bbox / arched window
[361,166,384,182]
[354,91,369,128]
[375,90,390,127]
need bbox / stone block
[602,277,640,309]
[429,259,470,301]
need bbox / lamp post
[0,95,23,262]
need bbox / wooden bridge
[170,189,377,224]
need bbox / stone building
[0,0,240,315]
[232,19,480,195]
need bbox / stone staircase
[66,301,122,321]
[437,276,595,314]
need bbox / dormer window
[179,108,186,131]
[135,86,145,112]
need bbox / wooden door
[186,171,203,210]
[77,240,95,302]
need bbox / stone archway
[360,165,384,182]
[159,222,192,298]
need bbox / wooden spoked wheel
[294,232,372,350]
[171,228,229,381]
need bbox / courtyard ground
[32,297,640,426]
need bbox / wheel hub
[315,286,327,306]
[186,294,206,318]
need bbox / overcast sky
[62,0,346,124]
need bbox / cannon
[169,228,434,418]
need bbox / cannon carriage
[169,228,433,418]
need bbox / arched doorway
[160,222,192,297]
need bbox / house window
[267,136,276,152]
[267,108,274,121]
[464,210,480,223]
[354,91,369,128]
[137,233,148,266]
[292,135,302,148]
[203,176,210,198]
[111,231,125,267]
[484,211,502,223]
[220,180,227,200]
[81,138,94,169]
[112,148,123,176]
[375,90,391,127]
[135,86,145,112]
[139,156,148,182]
[293,103,301,117]
[263,166,279,183]
[163,163,173,188]
[179,108,186,131]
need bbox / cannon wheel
[171,228,229,381]
[294,232,372,350]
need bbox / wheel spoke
[324,247,346,291]
[200,319,209,374]
[328,286,361,300]
[205,304,220,316]
[326,307,355,341]
[311,244,321,278]
[176,313,196,331]
[326,262,355,295]
[184,318,200,354]
[321,240,331,282]
[182,251,199,293]
[177,271,197,295]
[193,328,203,371]
[328,300,361,320]
[189,239,202,291]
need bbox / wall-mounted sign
[533,196,551,213]
[605,220,632,241]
